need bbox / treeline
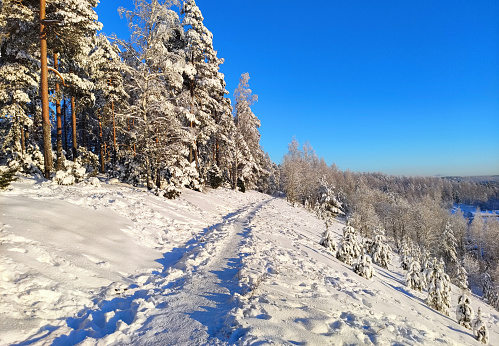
[0,0,274,196]
[280,138,499,309]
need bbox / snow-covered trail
[13,188,273,346]
[122,198,273,345]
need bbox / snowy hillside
[1,177,498,345]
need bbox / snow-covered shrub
[0,165,17,189]
[353,253,375,280]
[237,177,246,193]
[456,289,474,329]
[76,147,100,176]
[472,308,489,344]
[207,164,222,189]
[154,183,181,200]
[337,225,362,266]
[87,177,101,187]
[425,258,452,316]
[53,159,87,185]
[167,162,201,191]
[368,228,392,269]
[406,260,424,291]
[319,229,338,256]
[4,143,44,176]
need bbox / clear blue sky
[95,0,499,177]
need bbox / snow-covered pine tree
[419,246,431,272]
[119,0,198,193]
[0,0,42,173]
[481,273,498,309]
[255,152,280,195]
[315,176,344,228]
[456,289,474,329]
[46,0,102,171]
[337,225,362,266]
[400,240,411,270]
[353,253,375,280]
[425,258,452,316]
[454,263,469,290]
[440,221,458,275]
[181,0,229,177]
[319,229,338,256]
[368,228,392,269]
[87,34,128,176]
[472,308,489,344]
[406,259,424,291]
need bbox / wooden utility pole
[40,0,52,178]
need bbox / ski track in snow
[1,178,498,346]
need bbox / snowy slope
[0,177,498,345]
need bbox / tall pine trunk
[40,0,53,178]
[54,53,63,171]
[71,96,77,159]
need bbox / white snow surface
[1,177,498,345]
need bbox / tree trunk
[62,98,68,154]
[54,53,63,171]
[71,96,77,159]
[20,121,26,157]
[40,0,53,178]
[98,113,105,173]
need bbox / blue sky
[95,0,499,176]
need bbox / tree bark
[40,0,53,178]
[54,53,63,171]
[98,113,105,173]
[71,96,77,159]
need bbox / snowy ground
[1,177,498,345]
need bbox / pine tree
[441,221,458,274]
[400,241,411,270]
[315,176,343,228]
[481,273,497,308]
[181,0,229,176]
[456,289,474,330]
[319,228,338,256]
[406,259,423,291]
[46,0,102,172]
[454,263,469,290]
[337,225,362,266]
[353,253,375,280]
[369,228,392,269]
[0,0,41,172]
[425,258,452,316]
[472,308,489,344]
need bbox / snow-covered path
[121,198,273,345]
